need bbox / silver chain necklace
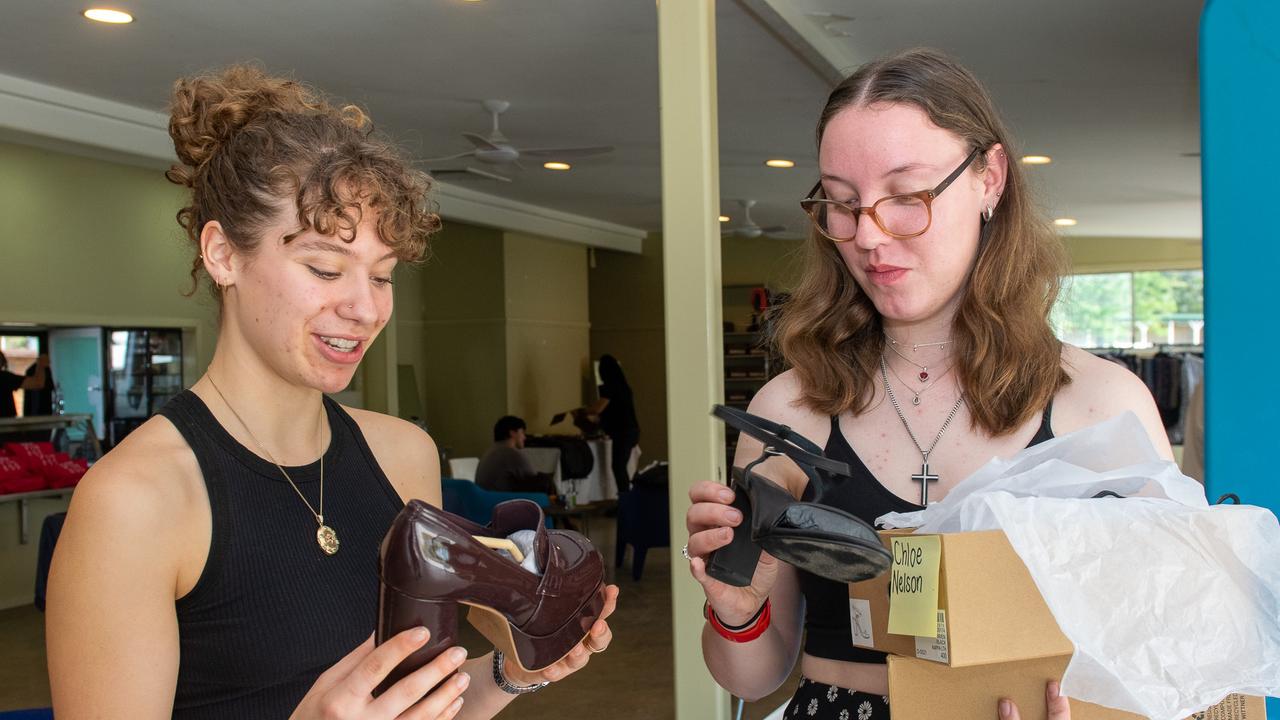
[883,356,956,406]
[880,355,964,505]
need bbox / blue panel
[1201,0,1280,713]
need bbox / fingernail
[449,647,467,664]
[720,490,734,503]
[721,528,734,540]
[1048,681,1060,699]
[455,672,470,689]
[451,697,465,714]
[413,626,429,641]
[999,699,1012,718]
[727,509,742,523]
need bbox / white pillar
[658,0,730,717]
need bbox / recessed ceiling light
[1021,155,1052,165]
[719,215,731,223]
[83,8,133,23]
[765,159,795,168]
[1053,217,1078,227]
[543,161,571,171]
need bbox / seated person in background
[477,415,559,498]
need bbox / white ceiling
[0,0,1203,239]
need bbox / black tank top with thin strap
[796,403,1055,664]
[158,390,404,719]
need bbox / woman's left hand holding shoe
[503,584,620,687]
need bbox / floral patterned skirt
[783,676,890,720]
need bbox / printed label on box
[849,598,875,649]
[1197,694,1258,719]
[914,610,949,663]
[888,535,941,637]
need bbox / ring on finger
[584,637,605,654]
[681,543,691,560]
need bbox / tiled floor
[0,516,800,718]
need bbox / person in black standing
[588,354,639,494]
[0,351,50,418]
[24,353,57,416]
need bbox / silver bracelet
[491,650,549,695]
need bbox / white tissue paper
[877,412,1280,719]
[507,529,543,576]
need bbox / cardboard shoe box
[887,653,1266,720]
[848,528,1072,666]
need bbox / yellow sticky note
[887,535,941,638]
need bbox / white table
[520,439,639,505]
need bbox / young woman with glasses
[684,48,1173,720]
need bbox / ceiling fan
[423,99,614,183]
[722,199,799,239]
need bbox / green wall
[503,232,591,438]
[589,234,670,462]
[395,221,508,460]
[392,224,595,461]
[0,141,217,365]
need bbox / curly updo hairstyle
[165,64,440,298]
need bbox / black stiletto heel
[706,405,892,587]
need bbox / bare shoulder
[342,406,440,505]
[736,370,832,496]
[747,370,830,439]
[67,415,203,543]
[51,413,207,608]
[1054,344,1174,459]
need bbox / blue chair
[441,478,551,527]
[614,482,670,580]
[35,512,66,611]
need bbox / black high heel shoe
[706,404,892,587]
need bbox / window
[1052,270,1204,349]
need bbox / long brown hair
[165,64,440,298]
[774,48,1069,437]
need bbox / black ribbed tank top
[796,403,1055,664]
[158,390,404,719]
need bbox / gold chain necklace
[207,376,339,556]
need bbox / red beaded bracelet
[705,599,772,643]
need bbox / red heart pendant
[919,371,929,381]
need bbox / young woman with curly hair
[46,65,618,720]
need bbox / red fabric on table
[0,473,47,494]
[0,457,28,480]
[46,459,88,489]
[4,442,55,457]
[3,442,56,469]
[33,452,72,479]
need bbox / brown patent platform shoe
[374,499,606,694]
